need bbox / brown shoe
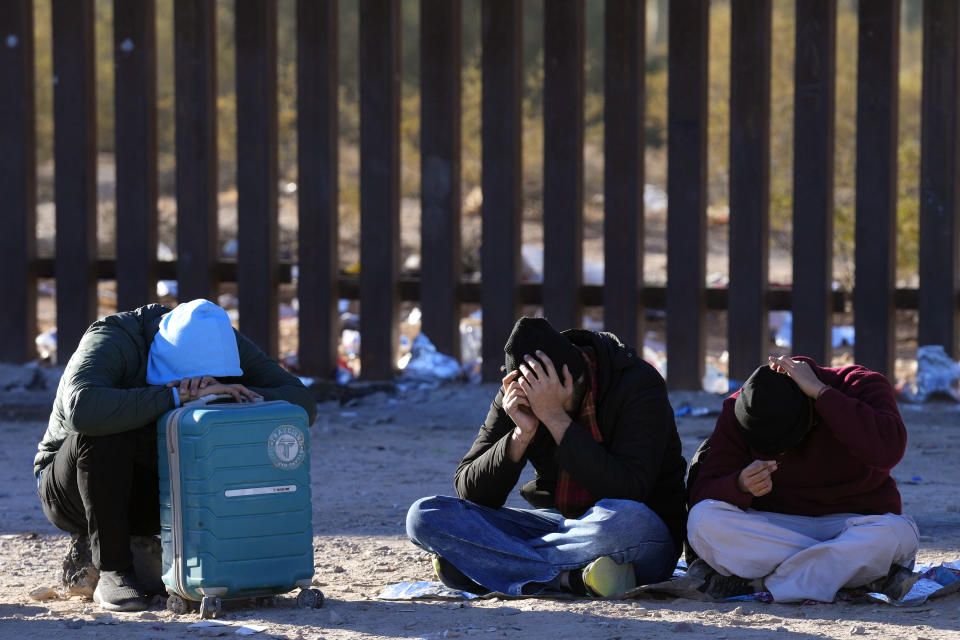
[61,534,99,598]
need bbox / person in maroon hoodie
[686,354,919,603]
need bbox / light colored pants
[688,499,919,603]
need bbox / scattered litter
[674,404,720,418]
[217,293,239,310]
[833,326,855,348]
[702,363,732,394]
[774,314,792,348]
[902,345,960,403]
[849,625,865,635]
[157,280,178,298]
[460,314,483,384]
[341,330,361,358]
[377,581,482,601]
[187,620,262,637]
[281,353,300,371]
[643,345,667,379]
[401,334,461,382]
[521,245,543,283]
[336,360,354,385]
[645,184,668,212]
[865,561,960,607]
[340,311,360,332]
[584,260,604,286]
[236,625,268,635]
[405,307,423,326]
[0,362,43,391]
[35,329,57,363]
[773,313,855,349]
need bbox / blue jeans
[406,495,676,596]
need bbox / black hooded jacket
[454,329,688,557]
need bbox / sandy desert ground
[1,379,959,640]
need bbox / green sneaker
[582,556,636,597]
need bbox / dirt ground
[2,381,960,640]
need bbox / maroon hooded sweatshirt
[690,357,906,516]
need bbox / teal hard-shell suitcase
[157,397,322,617]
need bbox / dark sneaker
[62,533,99,598]
[130,535,164,596]
[687,559,762,600]
[863,564,920,600]
[582,556,637,597]
[432,556,490,595]
[703,571,762,599]
[93,568,149,612]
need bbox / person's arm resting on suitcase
[164,375,261,404]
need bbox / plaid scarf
[554,346,601,519]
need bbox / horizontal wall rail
[1,2,956,387]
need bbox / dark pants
[38,425,160,571]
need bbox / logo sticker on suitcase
[267,424,305,471]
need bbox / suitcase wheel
[200,596,222,619]
[166,594,189,615]
[297,588,324,609]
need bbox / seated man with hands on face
[406,316,688,598]
[34,299,317,611]
[686,355,919,603]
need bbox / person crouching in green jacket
[34,299,317,612]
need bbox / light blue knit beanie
[146,299,243,385]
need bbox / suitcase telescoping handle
[182,393,265,408]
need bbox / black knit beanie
[502,317,584,385]
[734,365,814,455]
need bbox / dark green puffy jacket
[34,304,318,477]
